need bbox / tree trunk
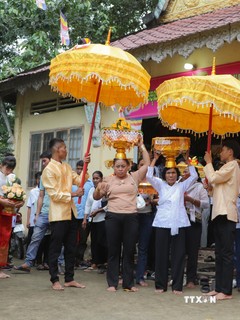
[0,97,14,144]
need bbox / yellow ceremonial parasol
[156,59,240,152]
[49,32,150,108]
[49,29,150,195]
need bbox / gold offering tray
[102,128,142,159]
[102,128,142,147]
[138,182,158,195]
[152,137,190,168]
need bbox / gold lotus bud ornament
[188,156,205,178]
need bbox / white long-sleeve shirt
[146,165,198,235]
[185,182,209,222]
[85,187,105,223]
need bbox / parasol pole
[78,28,112,203]
[207,104,213,153]
[78,80,102,203]
[207,57,216,153]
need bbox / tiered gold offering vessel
[152,137,190,168]
[102,118,142,168]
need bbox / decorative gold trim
[160,0,240,23]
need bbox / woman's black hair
[92,170,103,179]
[113,158,130,166]
[162,167,181,181]
[1,153,16,170]
[194,167,202,182]
[129,162,138,173]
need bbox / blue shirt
[72,179,94,219]
[40,177,50,215]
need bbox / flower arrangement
[110,118,131,130]
[2,174,26,201]
[1,175,26,215]
[2,183,26,201]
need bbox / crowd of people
[0,137,240,300]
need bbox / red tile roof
[111,5,240,51]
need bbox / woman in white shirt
[84,171,107,271]
[183,167,209,288]
[146,151,198,294]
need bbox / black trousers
[49,213,78,284]
[75,219,90,264]
[185,221,202,283]
[36,234,50,265]
[155,227,186,291]
[26,227,34,249]
[207,204,215,247]
[214,215,236,295]
[90,221,108,265]
[105,212,138,289]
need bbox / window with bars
[28,127,83,187]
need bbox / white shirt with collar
[147,165,198,235]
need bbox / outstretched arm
[137,137,151,181]
[146,151,163,192]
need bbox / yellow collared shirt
[42,159,82,222]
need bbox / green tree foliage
[0,0,158,80]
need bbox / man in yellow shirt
[42,138,90,290]
[204,140,240,300]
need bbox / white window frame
[28,126,84,187]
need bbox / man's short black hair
[40,150,52,160]
[162,167,181,181]
[76,160,84,167]
[222,140,240,159]
[34,171,42,180]
[48,138,64,150]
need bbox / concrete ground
[1,258,239,320]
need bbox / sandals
[13,265,31,273]
[200,278,210,293]
[37,264,45,271]
[204,256,215,263]
[201,285,210,293]
[84,266,98,272]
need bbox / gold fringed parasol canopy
[49,30,150,197]
[156,74,240,137]
[49,43,150,108]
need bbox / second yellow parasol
[156,61,240,152]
